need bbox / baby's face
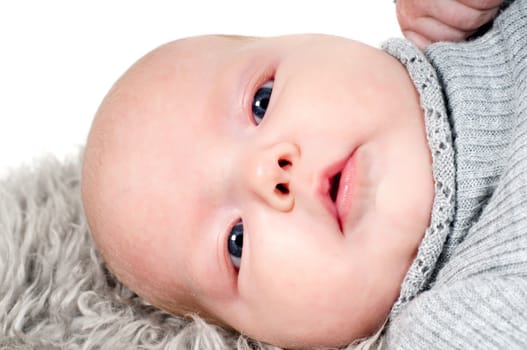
[83,34,434,348]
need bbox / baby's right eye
[228,220,244,269]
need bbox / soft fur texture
[0,152,381,350]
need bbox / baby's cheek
[377,176,411,225]
[375,157,432,233]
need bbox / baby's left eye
[251,81,273,125]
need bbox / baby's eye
[228,220,244,269]
[251,81,273,125]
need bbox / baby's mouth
[322,150,357,233]
[319,152,355,234]
[329,171,343,231]
[329,172,341,203]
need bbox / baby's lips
[317,156,350,234]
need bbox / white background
[0,1,401,179]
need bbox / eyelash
[245,69,275,125]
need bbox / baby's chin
[232,307,388,349]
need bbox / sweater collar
[382,38,456,317]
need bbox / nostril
[278,159,291,168]
[275,183,289,195]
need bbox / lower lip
[335,152,356,231]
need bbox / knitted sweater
[381,0,527,348]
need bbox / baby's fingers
[402,17,470,49]
[396,0,502,49]
[459,0,504,11]
[427,0,499,32]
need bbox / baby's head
[81,34,434,348]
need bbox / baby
[81,0,527,348]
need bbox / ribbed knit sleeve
[381,0,527,348]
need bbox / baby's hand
[396,0,504,49]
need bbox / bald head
[82,38,198,308]
[81,35,262,315]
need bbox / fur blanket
[0,152,378,350]
[0,152,281,350]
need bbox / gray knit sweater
[381,0,527,348]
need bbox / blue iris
[228,220,244,269]
[251,81,273,125]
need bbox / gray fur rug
[0,152,377,350]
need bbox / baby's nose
[246,142,300,212]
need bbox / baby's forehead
[160,34,259,61]
[113,35,260,94]
[112,35,267,114]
